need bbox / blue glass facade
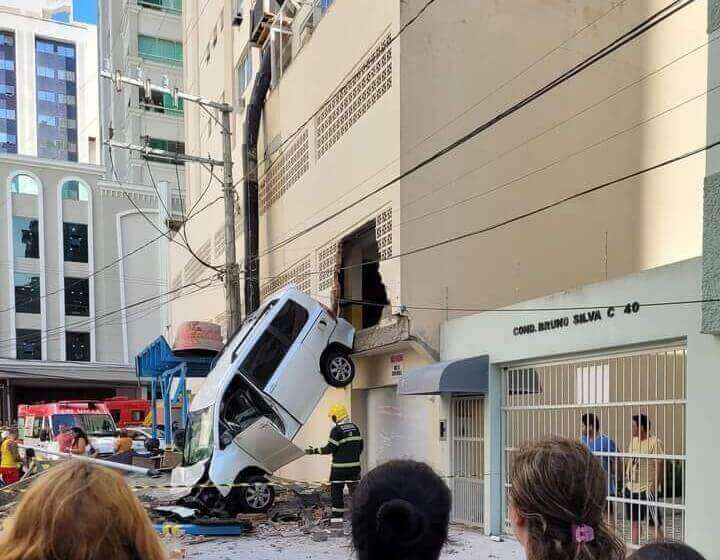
[36,38,78,161]
[0,31,17,154]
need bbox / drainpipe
[242,49,272,315]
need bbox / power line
[314,294,720,314]
[260,137,719,282]
[257,0,697,260]
[108,146,222,273]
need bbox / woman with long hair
[0,460,167,560]
[509,437,626,560]
[70,427,94,456]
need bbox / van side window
[110,409,121,423]
[240,300,309,389]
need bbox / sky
[73,0,98,25]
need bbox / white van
[172,286,355,513]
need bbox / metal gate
[502,346,686,548]
[451,397,484,527]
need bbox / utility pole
[101,70,243,335]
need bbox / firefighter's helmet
[328,404,348,423]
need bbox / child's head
[351,460,451,560]
[629,542,706,560]
[509,437,625,560]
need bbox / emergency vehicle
[103,397,150,428]
[17,401,118,457]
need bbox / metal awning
[398,356,489,395]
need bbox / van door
[232,416,305,472]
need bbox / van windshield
[184,406,214,465]
[51,414,116,437]
[219,374,284,448]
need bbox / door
[233,416,305,472]
[451,397,485,527]
[365,387,436,470]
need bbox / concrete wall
[399,0,710,352]
[441,258,720,556]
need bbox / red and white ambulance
[17,401,119,457]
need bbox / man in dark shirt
[306,404,364,525]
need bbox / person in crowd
[70,427,95,457]
[306,404,364,526]
[509,437,625,560]
[54,423,74,453]
[580,413,618,520]
[624,413,665,545]
[0,460,167,560]
[351,459,451,560]
[114,429,133,454]
[629,542,706,560]
[0,429,23,485]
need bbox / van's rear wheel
[322,351,355,388]
[236,475,275,513]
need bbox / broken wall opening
[338,221,389,331]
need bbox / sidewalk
[169,526,524,560]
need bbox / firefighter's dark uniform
[310,420,364,520]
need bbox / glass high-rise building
[0,31,17,154]
[35,38,77,161]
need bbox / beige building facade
[172,0,719,549]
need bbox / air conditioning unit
[250,0,281,48]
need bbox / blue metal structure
[135,336,216,448]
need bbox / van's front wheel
[322,351,355,387]
[235,475,275,513]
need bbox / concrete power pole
[221,109,242,335]
[101,70,243,335]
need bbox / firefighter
[306,404,363,525]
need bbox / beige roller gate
[502,346,686,547]
[451,397,485,527]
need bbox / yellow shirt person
[625,435,664,493]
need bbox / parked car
[172,286,355,513]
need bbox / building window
[14,273,40,314]
[236,50,252,98]
[16,329,41,360]
[63,222,88,263]
[0,30,17,155]
[61,179,90,201]
[138,35,183,65]
[138,87,183,116]
[64,277,89,316]
[12,217,40,259]
[138,0,182,14]
[143,138,185,165]
[339,222,389,330]
[66,331,90,362]
[11,174,40,196]
[35,39,78,162]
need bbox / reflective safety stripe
[337,436,363,445]
[332,461,361,468]
[327,438,339,446]
[331,507,348,513]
